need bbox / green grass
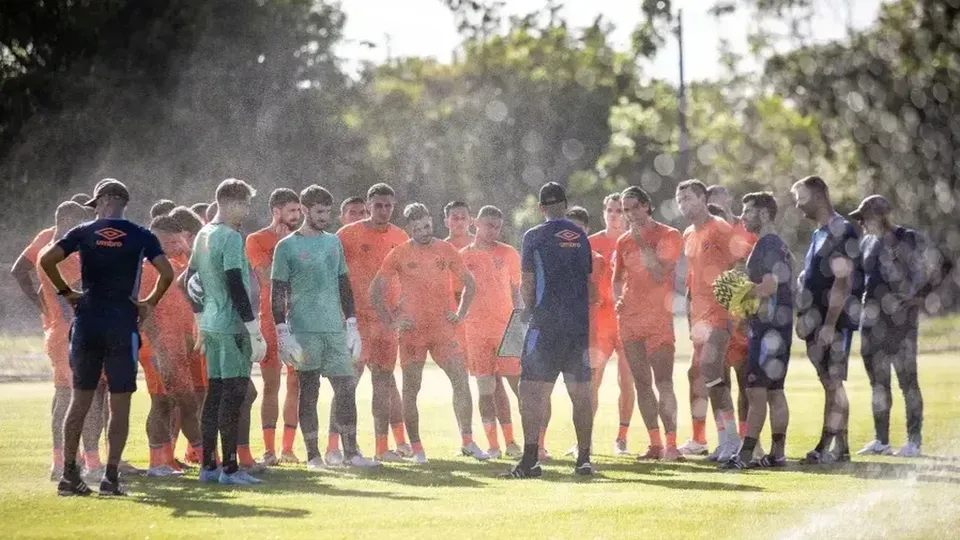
[3,340,960,538]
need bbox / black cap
[539,182,567,206]
[849,194,891,221]
[84,179,130,208]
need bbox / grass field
[2,319,960,539]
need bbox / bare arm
[824,257,853,329]
[521,270,535,318]
[143,255,174,307]
[370,275,392,326]
[456,271,476,320]
[11,254,40,308]
[39,245,73,298]
[754,274,779,298]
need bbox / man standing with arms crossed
[613,187,684,461]
[721,192,793,469]
[337,184,411,462]
[675,180,751,462]
[42,180,174,496]
[852,195,926,458]
[246,188,302,466]
[792,175,860,464]
[184,179,268,485]
[587,193,635,455]
[506,182,594,479]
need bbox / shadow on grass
[786,459,960,485]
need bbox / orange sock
[462,434,474,447]
[263,427,277,456]
[185,445,201,464]
[693,418,707,445]
[149,445,165,468]
[502,423,515,445]
[738,421,747,438]
[483,423,499,450]
[375,434,389,456]
[391,423,407,446]
[666,432,677,448]
[53,448,64,468]
[238,444,254,467]
[327,432,340,452]
[84,450,102,470]
[282,425,297,453]
[538,428,547,448]
[648,429,662,448]
[617,423,630,441]
[411,441,424,454]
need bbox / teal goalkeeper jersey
[189,222,252,334]
[271,231,348,334]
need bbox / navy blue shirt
[520,218,592,338]
[746,233,794,335]
[797,214,861,337]
[860,226,926,329]
[56,219,163,317]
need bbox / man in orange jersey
[246,188,302,466]
[339,196,369,226]
[337,183,411,461]
[36,201,107,481]
[675,180,752,462]
[460,205,523,459]
[150,199,177,219]
[709,185,759,446]
[586,192,635,455]
[371,203,489,464]
[613,187,684,461]
[139,216,205,476]
[444,201,474,249]
[190,203,210,224]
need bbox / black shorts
[520,328,590,384]
[806,327,852,382]
[69,316,139,393]
[746,326,792,390]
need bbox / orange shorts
[151,332,195,395]
[726,330,749,369]
[358,315,399,372]
[45,328,72,388]
[465,333,520,377]
[139,345,165,396]
[399,322,464,368]
[589,326,622,369]
[619,327,676,357]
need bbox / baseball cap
[539,182,567,206]
[84,179,130,208]
[849,194,891,221]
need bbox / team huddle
[11,171,929,493]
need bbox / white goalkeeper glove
[275,323,304,368]
[192,313,204,352]
[345,317,362,360]
[245,319,267,364]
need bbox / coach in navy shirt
[40,179,174,496]
[792,175,860,465]
[851,195,926,458]
[506,182,594,479]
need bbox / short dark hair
[168,206,204,236]
[444,201,470,217]
[707,204,729,220]
[55,201,88,227]
[269,188,299,209]
[215,178,256,204]
[565,206,590,225]
[300,185,333,208]
[602,192,622,206]
[149,215,183,234]
[742,191,779,220]
[70,193,91,204]
[340,196,365,214]
[150,199,176,218]
[792,175,829,197]
[706,185,729,199]
[477,205,503,220]
[367,183,395,200]
[190,202,209,218]
[205,202,218,222]
[403,202,430,223]
[676,179,708,199]
[621,186,652,211]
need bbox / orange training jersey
[588,231,618,329]
[245,228,282,324]
[613,223,683,331]
[377,239,465,328]
[445,234,474,251]
[683,216,752,327]
[140,258,194,336]
[589,250,606,332]
[338,221,409,320]
[36,250,80,333]
[461,242,520,338]
[21,227,55,267]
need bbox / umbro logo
[555,229,581,242]
[360,244,371,253]
[95,227,126,247]
[493,257,504,269]
[406,262,418,269]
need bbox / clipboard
[497,309,529,358]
